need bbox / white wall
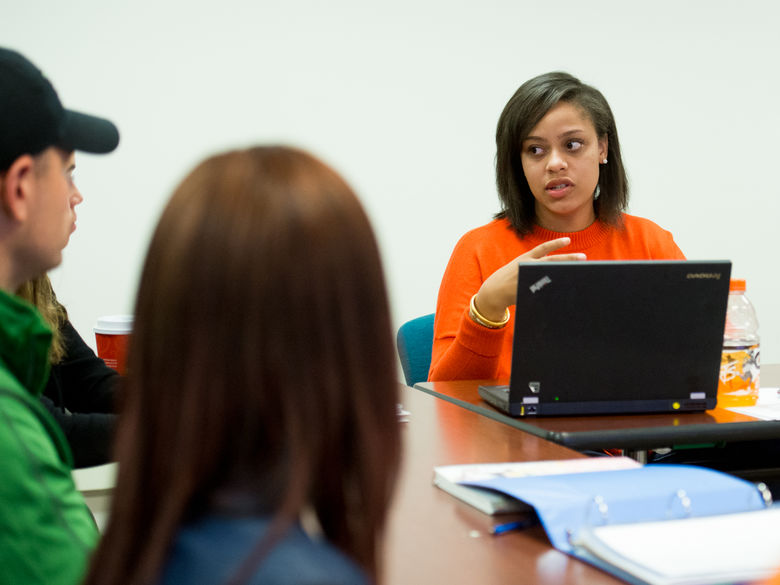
[2,0,778,367]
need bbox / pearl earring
[602,158,608,164]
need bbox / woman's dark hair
[83,145,401,585]
[495,71,629,234]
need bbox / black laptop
[478,260,731,416]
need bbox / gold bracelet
[469,294,510,329]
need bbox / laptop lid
[478,260,731,416]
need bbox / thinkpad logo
[530,276,552,293]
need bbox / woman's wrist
[469,294,510,329]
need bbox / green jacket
[0,289,98,585]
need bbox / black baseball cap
[0,47,119,170]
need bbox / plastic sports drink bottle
[717,279,760,408]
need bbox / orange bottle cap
[729,279,746,292]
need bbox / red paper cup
[94,315,133,375]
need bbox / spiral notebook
[478,260,732,416]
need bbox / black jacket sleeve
[41,320,120,468]
[39,394,116,468]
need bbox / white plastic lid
[94,314,134,334]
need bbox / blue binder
[464,465,769,554]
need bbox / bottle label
[717,344,760,407]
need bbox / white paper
[576,507,780,585]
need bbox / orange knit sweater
[429,214,686,381]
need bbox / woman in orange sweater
[430,72,685,382]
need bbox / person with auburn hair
[83,145,401,585]
[429,71,684,382]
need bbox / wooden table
[382,386,622,585]
[415,364,780,455]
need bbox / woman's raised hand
[473,237,586,322]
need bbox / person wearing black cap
[0,47,119,585]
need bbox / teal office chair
[396,313,435,387]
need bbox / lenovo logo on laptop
[687,272,722,280]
